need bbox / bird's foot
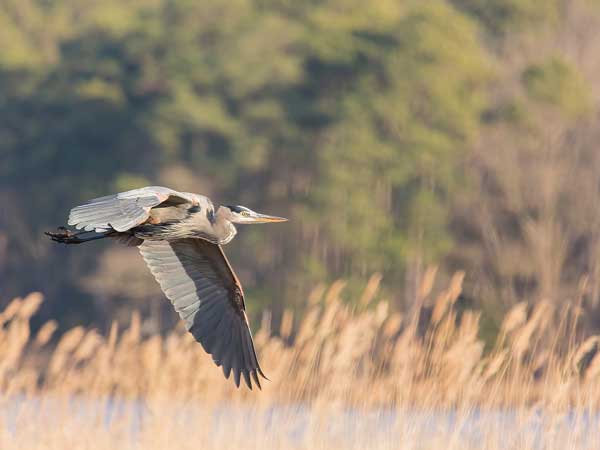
[45,227,85,244]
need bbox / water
[3,396,600,449]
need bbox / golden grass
[1,272,600,449]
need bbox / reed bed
[1,272,600,449]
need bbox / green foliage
[453,0,560,34]
[310,1,490,280]
[522,57,592,117]
[0,0,493,322]
[5,0,594,332]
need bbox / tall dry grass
[1,272,600,449]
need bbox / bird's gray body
[68,186,237,245]
[49,185,287,389]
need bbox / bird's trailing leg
[45,227,108,245]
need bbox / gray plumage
[47,185,287,390]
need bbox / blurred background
[2,0,600,342]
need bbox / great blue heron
[46,186,287,390]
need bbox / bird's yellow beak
[253,214,288,223]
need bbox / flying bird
[46,186,287,390]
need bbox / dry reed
[1,274,599,449]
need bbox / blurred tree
[0,0,493,328]
[302,1,490,306]
[450,45,598,318]
[452,0,560,35]
[522,56,591,117]
[3,0,600,338]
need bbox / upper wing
[68,186,198,232]
[139,238,266,389]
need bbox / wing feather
[220,316,236,378]
[211,310,233,364]
[68,186,198,232]
[231,325,243,388]
[139,238,266,389]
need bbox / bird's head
[224,205,287,224]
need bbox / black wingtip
[258,366,270,381]
[251,370,262,390]
[242,370,252,390]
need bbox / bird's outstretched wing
[139,238,267,389]
[68,186,198,232]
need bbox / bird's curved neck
[214,207,237,245]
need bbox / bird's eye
[241,211,250,217]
